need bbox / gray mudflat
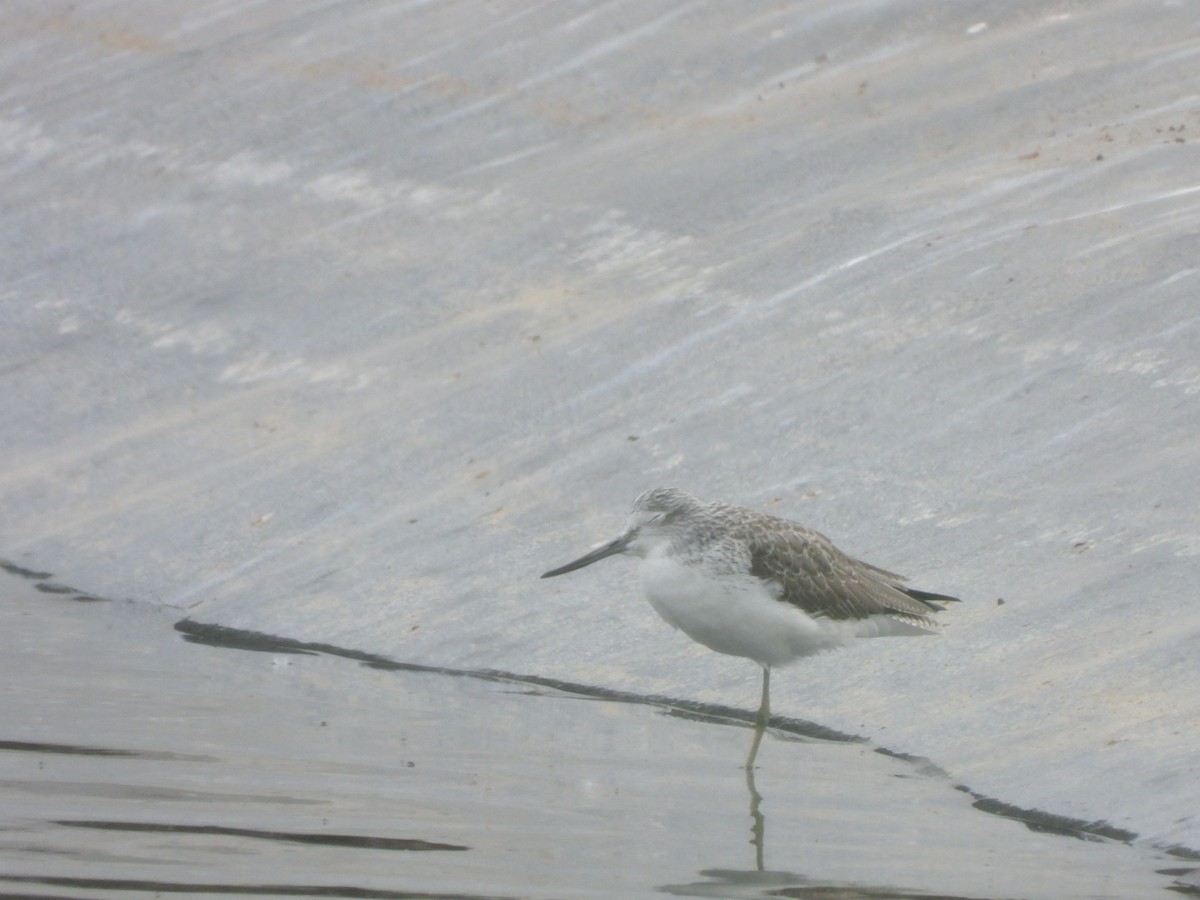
[2,0,1198,857]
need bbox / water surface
[1,572,1193,899]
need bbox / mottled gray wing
[739,516,943,625]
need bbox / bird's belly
[639,557,847,667]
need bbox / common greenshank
[541,487,959,767]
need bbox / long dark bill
[541,535,630,578]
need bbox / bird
[541,487,959,767]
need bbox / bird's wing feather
[739,517,940,625]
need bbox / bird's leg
[757,665,771,728]
[745,665,770,769]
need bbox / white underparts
[638,553,934,668]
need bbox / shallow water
[1,571,1194,899]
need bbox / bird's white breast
[637,553,848,667]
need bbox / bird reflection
[745,758,765,872]
[656,736,979,899]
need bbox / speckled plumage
[541,486,959,766]
[631,487,954,628]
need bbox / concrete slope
[2,1,1197,850]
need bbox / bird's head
[540,487,701,578]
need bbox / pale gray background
[2,1,1198,850]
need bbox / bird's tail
[901,587,961,611]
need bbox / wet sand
[1,570,1194,899]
